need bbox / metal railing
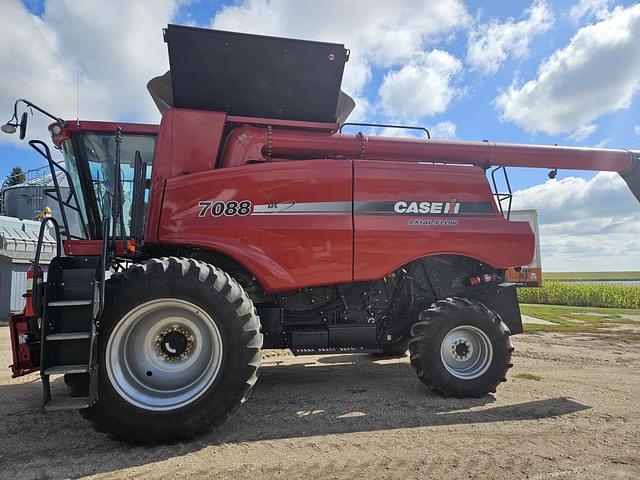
[31,217,62,317]
[28,140,88,240]
[0,165,51,217]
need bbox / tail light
[468,273,501,287]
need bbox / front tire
[409,297,513,397]
[84,257,262,443]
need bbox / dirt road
[0,327,638,479]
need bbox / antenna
[76,66,80,126]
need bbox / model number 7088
[198,200,252,217]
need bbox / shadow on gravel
[0,353,591,480]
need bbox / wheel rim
[106,298,223,411]
[439,325,493,380]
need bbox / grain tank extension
[3,24,639,443]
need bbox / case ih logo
[394,199,460,215]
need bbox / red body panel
[64,239,128,256]
[146,109,227,244]
[159,160,353,290]
[9,288,38,377]
[51,120,158,147]
[9,312,38,377]
[353,161,533,281]
[55,108,638,294]
[157,154,534,292]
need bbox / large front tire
[409,297,513,397]
[84,257,262,443]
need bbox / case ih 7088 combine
[4,26,640,442]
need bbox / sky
[0,0,639,271]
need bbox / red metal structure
[3,25,639,443]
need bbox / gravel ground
[0,326,638,479]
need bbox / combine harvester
[4,25,639,442]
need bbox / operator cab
[51,122,158,242]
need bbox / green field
[518,281,640,309]
[543,271,640,281]
[520,304,640,335]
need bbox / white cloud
[570,0,611,23]
[0,0,180,145]
[513,172,636,223]
[494,3,640,136]
[467,0,554,75]
[536,219,640,271]
[512,172,640,270]
[0,0,471,146]
[635,125,640,135]
[567,123,597,142]
[429,121,457,139]
[378,50,463,121]
[211,0,470,98]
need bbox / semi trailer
[4,25,640,443]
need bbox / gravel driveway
[0,327,638,479]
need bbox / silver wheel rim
[106,298,223,411]
[440,325,493,380]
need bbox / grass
[544,271,640,281]
[520,303,640,334]
[515,373,542,381]
[517,281,640,309]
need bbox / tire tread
[85,257,262,443]
[409,297,513,398]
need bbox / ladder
[32,218,104,410]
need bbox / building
[1,165,79,233]
[0,215,56,320]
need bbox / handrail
[97,217,109,318]
[29,141,71,237]
[32,217,62,317]
[28,140,89,239]
[490,166,513,220]
[339,122,431,139]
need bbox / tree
[5,166,26,186]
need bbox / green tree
[5,166,26,186]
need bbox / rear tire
[83,257,262,443]
[409,297,513,397]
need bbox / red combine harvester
[4,25,640,442]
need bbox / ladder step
[48,299,93,307]
[44,396,91,411]
[46,332,91,341]
[44,364,89,375]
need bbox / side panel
[354,161,535,280]
[159,159,353,292]
[145,109,227,244]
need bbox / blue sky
[4,0,640,188]
[1,0,639,270]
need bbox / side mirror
[19,111,28,140]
